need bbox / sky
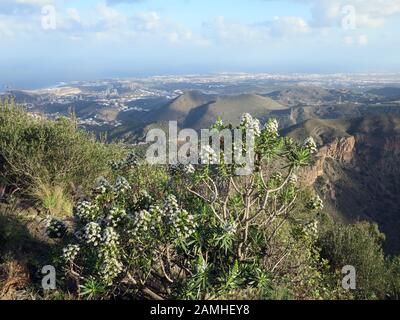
[1,0,400,89]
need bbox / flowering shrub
[62,244,80,262]
[45,217,68,239]
[49,163,201,296]
[168,114,329,298]
[48,115,331,300]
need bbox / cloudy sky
[1,0,400,89]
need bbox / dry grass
[33,182,73,217]
[0,259,30,300]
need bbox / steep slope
[285,116,400,253]
[277,103,400,128]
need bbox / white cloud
[267,16,310,37]
[15,0,52,5]
[203,16,266,43]
[0,13,37,38]
[303,0,400,29]
[96,3,128,29]
[133,11,161,32]
[203,15,310,45]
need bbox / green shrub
[385,256,400,300]
[318,221,387,299]
[0,99,124,201]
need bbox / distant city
[2,73,400,131]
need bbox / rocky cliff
[286,116,400,253]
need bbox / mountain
[284,115,400,253]
[276,102,400,129]
[265,86,354,107]
[136,91,286,133]
[367,87,400,99]
[5,90,41,104]
[183,93,286,130]
[147,88,400,133]
[107,91,287,141]
[145,90,216,124]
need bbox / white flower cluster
[83,222,102,246]
[264,118,279,136]
[79,219,123,284]
[62,244,80,262]
[183,164,195,174]
[115,176,131,194]
[95,177,113,194]
[99,257,123,286]
[304,220,319,238]
[99,227,123,284]
[148,205,163,231]
[164,195,196,240]
[107,207,127,227]
[303,137,318,154]
[240,113,261,137]
[75,201,99,223]
[308,195,324,211]
[45,218,68,239]
[102,226,120,246]
[97,226,124,285]
[128,209,152,238]
[200,145,219,165]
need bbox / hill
[266,86,350,106]
[367,87,400,100]
[126,91,286,139]
[184,93,286,129]
[145,90,215,124]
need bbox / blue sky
[1,0,400,89]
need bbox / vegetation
[1,100,400,300]
[0,99,124,209]
[318,219,387,299]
